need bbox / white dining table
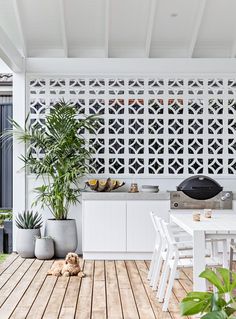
[170,212,236,292]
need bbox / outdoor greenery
[0,254,8,263]
[15,211,42,229]
[0,211,12,226]
[180,268,236,318]
[2,100,97,220]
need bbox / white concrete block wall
[12,58,236,252]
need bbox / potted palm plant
[5,100,97,257]
[15,211,42,258]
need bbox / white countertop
[81,191,170,200]
[82,191,236,201]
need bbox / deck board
[105,261,123,319]
[0,259,43,319]
[59,272,83,319]
[116,260,139,319]
[0,254,198,319]
[10,260,54,319]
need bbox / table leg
[193,230,206,291]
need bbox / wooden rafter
[188,0,206,57]
[105,0,109,57]
[0,25,23,72]
[13,0,27,57]
[59,0,68,57]
[145,0,158,57]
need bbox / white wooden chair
[148,212,193,290]
[148,212,161,282]
[159,220,223,312]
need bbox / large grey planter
[35,237,54,260]
[16,228,41,258]
[45,219,77,258]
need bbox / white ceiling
[0,0,236,58]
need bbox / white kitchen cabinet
[127,201,169,252]
[83,200,126,252]
[82,194,170,259]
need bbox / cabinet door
[83,200,126,252]
[127,201,169,252]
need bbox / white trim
[58,0,68,58]
[13,0,27,57]
[13,69,26,250]
[188,0,206,57]
[145,0,158,57]
[82,252,152,260]
[0,86,12,94]
[0,26,23,72]
[25,58,236,75]
[104,0,109,57]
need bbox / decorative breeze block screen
[29,77,236,177]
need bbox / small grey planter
[45,219,77,258]
[35,237,54,260]
[16,228,41,258]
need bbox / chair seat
[168,256,222,269]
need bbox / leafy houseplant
[5,100,97,257]
[180,268,236,318]
[15,211,43,258]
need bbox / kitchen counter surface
[82,191,170,200]
[82,191,236,201]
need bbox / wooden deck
[0,254,193,319]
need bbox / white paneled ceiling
[0,0,236,58]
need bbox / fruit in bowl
[85,178,125,192]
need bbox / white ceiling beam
[104,0,109,57]
[13,0,27,57]
[188,0,206,57]
[59,0,68,57]
[145,0,158,57]
[0,25,23,72]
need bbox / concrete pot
[16,228,41,258]
[45,219,77,258]
[35,237,54,260]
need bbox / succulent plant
[15,211,43,229]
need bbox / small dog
[47,252,85,278]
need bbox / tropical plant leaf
[200,269,225,293]
[201,310,229,319]
[180,291,213,315]
[3,100,98,219]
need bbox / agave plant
[15,211,43,229]
[2,100,97,220]
[180,268,236,318]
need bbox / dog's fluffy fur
[47,253,85,277]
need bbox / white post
[193,230,206,291]
[12,67,26,251]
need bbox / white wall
[13,58,236,253]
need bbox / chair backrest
[161,220,179,258]
[153,215,167,250]
[150,211,159,232]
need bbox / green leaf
[200,269,225,293]
[180,292,212,315]
[201,310,229,319]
